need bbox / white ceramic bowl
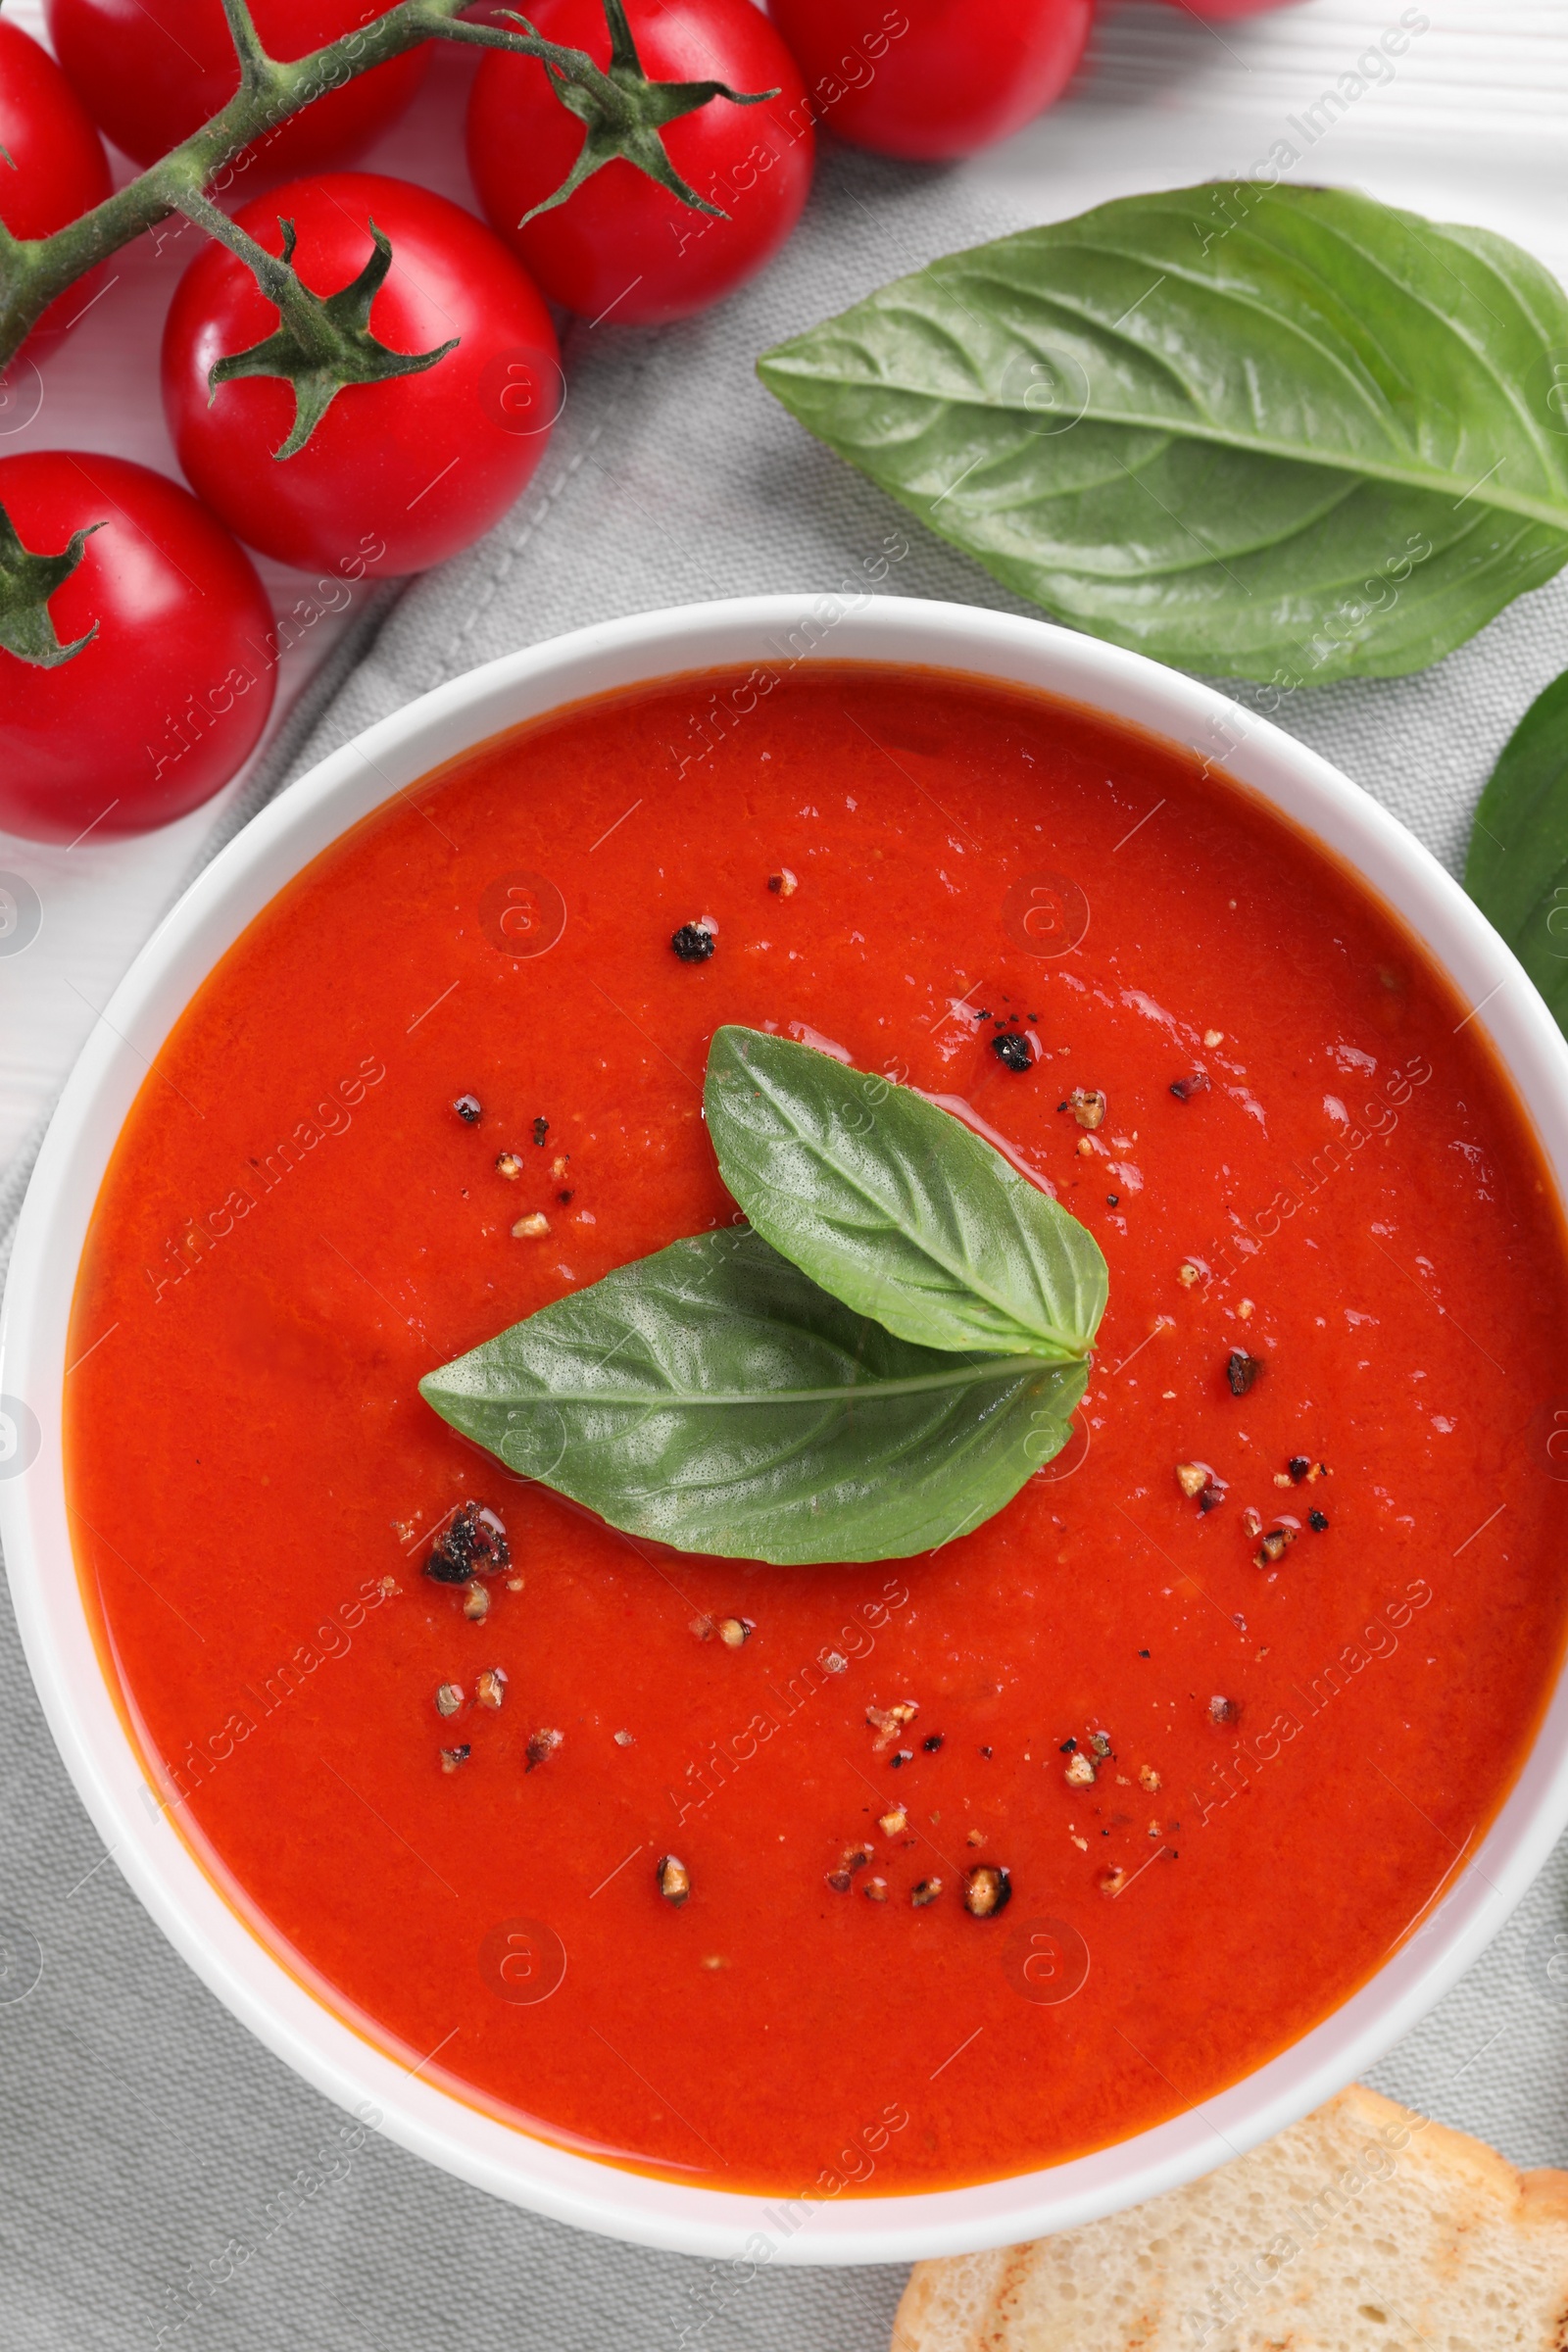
[5,595,1568,2265]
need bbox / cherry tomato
[0,453,277,844]
[162,172,562,575]
[466,0,812,326]
[43,0,427,175]
[764,0,1092,161]
[0,21,113,356]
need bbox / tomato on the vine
[43,0,428,175]
[764,0,1093,162]
[0,21,113,356]
[162,173,562,576]
[466,0,812,326]
[0,453,277,844]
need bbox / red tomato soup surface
[67,664,1568,2195]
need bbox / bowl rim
[4,590,1567,2265]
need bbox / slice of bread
[895,2084,1568,2352]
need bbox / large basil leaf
[757,184,1568,684]
[705,1026,1105,1361]
[1465,664,1568,1034]
[419,1228,1084,1565]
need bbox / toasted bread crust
[895,2087,1568,2352]
[895,2248,1011,2352]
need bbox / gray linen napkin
[4,137,1568,2352]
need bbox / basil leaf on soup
[1466,664,1568,1036]
[705,1026,1105,1362]
[419,1228,1084,1566]
[757,184,1568,686]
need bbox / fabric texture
[5,127,1568,2352]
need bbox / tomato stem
[216,0,275,91]
[455,1,781,227]
[178,187,459,460]
[0,499,103,669]
[0,0,712,373]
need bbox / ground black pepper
[424,1502,511,1584]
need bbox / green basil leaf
[1465,664,1568,1032]
[757,184,1568,684]
[705,1026,1105,1362]
[419,1228,1084,1566]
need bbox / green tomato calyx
[0,500,101,669]
[504,0,779,229]
[209,217,459,462]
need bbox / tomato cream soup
[66,664,1568,2193]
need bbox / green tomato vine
[0,0,775,376]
